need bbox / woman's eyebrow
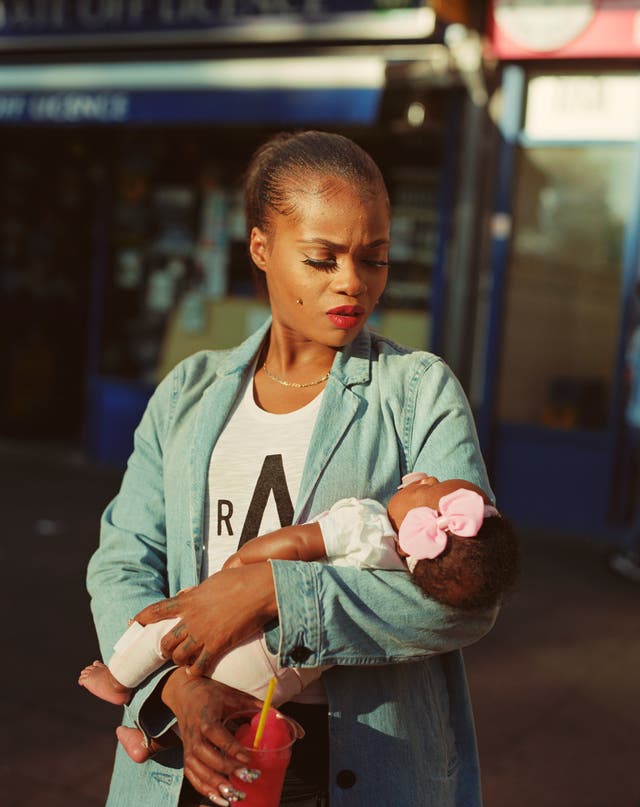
[297,237,390,249]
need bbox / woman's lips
[326,305,365,330]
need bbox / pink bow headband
[397,483,499,571]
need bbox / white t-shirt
[203,373,323,577]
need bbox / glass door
[482,70,640,535]
[497,145,632,433]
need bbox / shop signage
[0,0,434,47]
[523,74,640,141]
[0,91,130,123]
[0,86,382,124]
[489,0,640,59]
[0,55,385,124]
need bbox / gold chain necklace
[262,362,330,389]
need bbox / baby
[79,474,518,762]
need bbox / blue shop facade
[3,0,638,540]
[0,1,484,456]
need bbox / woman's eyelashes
[302,257,338,272]
[302,256,389,272]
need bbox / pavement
[1,443,639,807]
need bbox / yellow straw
[253,676,277,749]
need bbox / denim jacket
[87,319,497,806]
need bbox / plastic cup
[224,709,304,807]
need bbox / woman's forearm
[269,561,498,668]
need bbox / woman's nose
[332,259,366,296]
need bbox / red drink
[225,709,304,807]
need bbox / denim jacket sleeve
[86,368,180,738]
[268,354,498,668]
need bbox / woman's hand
[162,668,263,802]
[134,563,277,677]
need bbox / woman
[87,130,497,806]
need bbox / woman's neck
[261,328,336,377]
[253,332,335,414]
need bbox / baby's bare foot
[78,660,131,706]
[116,726,151,763]
[116,726,178,763]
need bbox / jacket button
[336,770,356,789]
[290,646,312,663]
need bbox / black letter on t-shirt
[238,454,294,547]
[218,500,233,536]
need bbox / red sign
[488,0,640,59]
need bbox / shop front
[477,0,640,536]
[0,1,484,464]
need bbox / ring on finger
[233,767,260,784]
[218,782,246,801]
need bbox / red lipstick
[326,305,365,330]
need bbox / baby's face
[387,476,490,539]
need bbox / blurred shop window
[374,85,455,351]
[101,131,278,385]
[379,165,439,350]
[496,145,632,429]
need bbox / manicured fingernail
[219,783,246,801]
[233,767,261,783]
[208,794,229,806]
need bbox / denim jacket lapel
[295,328,372,522]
